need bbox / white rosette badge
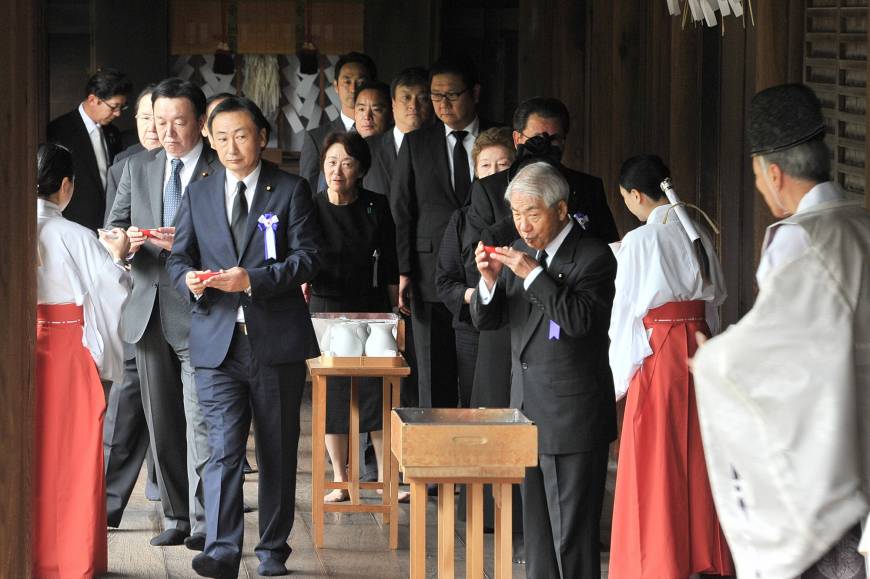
[257,213,279,260]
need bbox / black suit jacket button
[521,362,528,371]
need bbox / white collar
[392,126,405,153]
[340,111,355,132]
[444,117,480,139]
[225,161,263,194]
[646,203,673,225]
[168,139,204,167]
[77,103,100,135]
[796,181,845,214]
[540,219,574,262]
[37,197,63,218]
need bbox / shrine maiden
[35,143,130,578]
[607,154,732,579]
[692,84,870,579]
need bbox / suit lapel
[190,145,219,184]
[206,168,237,260]
[148,150,167,226]
[237,162,276,263]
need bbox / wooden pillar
[0,1,40,576]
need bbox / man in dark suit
[167,96,320,579]
[47,68,132,231]
[299,52,376,192]
[103,83,164,526]
[471,162,617,579]
[107,78,222,549]
[390,56,500,409]
[363,66,431,198]
[466,97,619,248]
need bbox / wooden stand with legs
[307,356,410,549]
[391,408,538,579]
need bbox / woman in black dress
[311,131,399,502]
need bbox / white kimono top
[609,203,726,400]
[692,186,870,578]
[37,198,130,382]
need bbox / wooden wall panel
[0,0,38,575]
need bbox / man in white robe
[692,83,869,579]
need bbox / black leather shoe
[258,558,290,576]
[150,528,188,546]
[184,533,206,551]
[192,553,236,579]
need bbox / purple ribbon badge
[257,213,279,260]
[573,212,590,230]
[548,320,561,340]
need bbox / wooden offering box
[391,408,538,579]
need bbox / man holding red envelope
[167,96,320,579]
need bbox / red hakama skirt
[609,301,733,579]
[34,304,107,579]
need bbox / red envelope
[139,228,158,238]
[483,245,498,255]
[196,271,220,282]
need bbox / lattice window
[805,0,868,194]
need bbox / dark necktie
[451,130,471,202]
[230,181,248,257]
[163,158,183,226]
[539,250,549,274]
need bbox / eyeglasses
[430,88,469,103]
[101,99,128,113]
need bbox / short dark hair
[151,78,207,118]
[85,68,132,101]
[207,95,272,143]
[206,92,235,109]
[134,83,157,112]
[334,52,377,82]
[37,143,74,197]
[619,154,671,201]
[429,55,479,89]
[354,80,390,106]
[512,97,570,136]
[320,131,372,177]
[390,66,429,99]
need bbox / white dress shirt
[340,111,355,132]
[163,140,204,196]
[478,219,574,303]
[37,198,131,382]
[756,181,845,286]
[393,126,405,155]
[224,162,261,322]
[78,104,109,188]
[444,117,480,188]
[608,203,726,399]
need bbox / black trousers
[454,328,479,408]
[410,300,458,408]
[523,446,609,579]
[104,352,158,526]
[195,327,305,570]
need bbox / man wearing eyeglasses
[390,55,501,414]
[48,68,132,231]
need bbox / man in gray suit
[104,83,163,526]
[107,78,221,549]
[298,51,376,192]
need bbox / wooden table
[307,355,410,549]
[391,408,538,579]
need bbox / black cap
[748,83,826,155]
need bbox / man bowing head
[167,96,320,579]
[471,161,617,579]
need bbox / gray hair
[504,161,568,207]
[757,138,831,183]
